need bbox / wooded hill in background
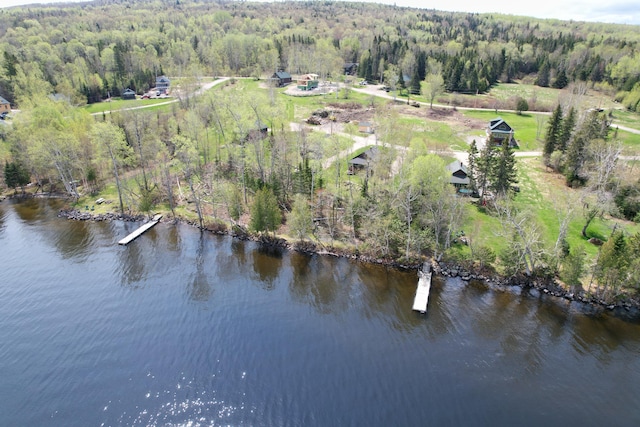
[1,0,640,109]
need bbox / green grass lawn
[460,157,640,274]
[610,108,640,131]
[83,97,172,114]
[463,110,544,151]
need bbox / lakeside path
[90,77,230,116]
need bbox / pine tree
[491,140,518,195]
[250,188,281,234]
[553,68,569,89]
[476,142,495,201]
[595,229,628,298]
[4,161,30,193]
[467,140,479,191]
[409,67,421,95]
[543,104,563,159]
[557,107,576,152]
[535,60,550,87]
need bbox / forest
[1,0,640,107]
[1,0,640,303]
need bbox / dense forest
[1,0,640,108]
[1,1,640,302]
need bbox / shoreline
[54,206,640,321]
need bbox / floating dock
[412,263,432,314]
[118,214,162,245]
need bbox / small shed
[358,121,374,134]
[0,96,10,114]
[297,74,319,91]
[271,71,292,87]
[156,75,170,94]
[122,88,136,100]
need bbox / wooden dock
[412,263,432,314]
[118,214,162,245]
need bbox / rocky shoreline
[57,208,640,320]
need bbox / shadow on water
[0,205,6,234]
[13,198,65,223]
[45,220,95,261]
[249,243,283,290]
[116,229,147,287]
[288,252,345,314]
[187,233,212,301]
[356,263,428,331]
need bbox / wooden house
[487,117,517,147]
[122,88,136,100]
[358,121,374,134]
[348,146,379,174]
[271,71,292,87]
[155,75,170,94]
[0,96,10,114]
[446,160,471,190]
[297,74,319,91]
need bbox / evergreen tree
[409,67,421,95]
[476,142,495,201]
[561,245,586,291]
[491,140,518,195]
[553,68,569,89]
[543,104,563,159]
[397,66,406,92]
[416,51,427,81]
[535,60,550,87]
[557,107,576,152]
[467,139,479,191]
[250,188,281,234]
[564,129,588,186]
[594,229,628,298]
[4,161,30,193]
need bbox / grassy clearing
[404,117,467,151]
[610,108,640,131]
[462,110,545,151]
[432,82,618,113]
[83,98,171,114]
[460,157,640,272]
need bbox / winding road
[90,77,230,116]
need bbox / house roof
[0,96,9,105]
[298,73,319,81]
[446,161,470,185]
[489,117,513,133]
[446,160,468,175]
[450,175,470,185]
[122,88,136,94]
[274,71,291,79]
[349,146,379,165]
[359,121,373,128]
[156,75,170,83]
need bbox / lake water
[1,199,640,426]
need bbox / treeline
[1,1,640,106]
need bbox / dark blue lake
[1,199,640,426]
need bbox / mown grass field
[610,109,640,131]
[462,110,545,151]
[82,97,172,114]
